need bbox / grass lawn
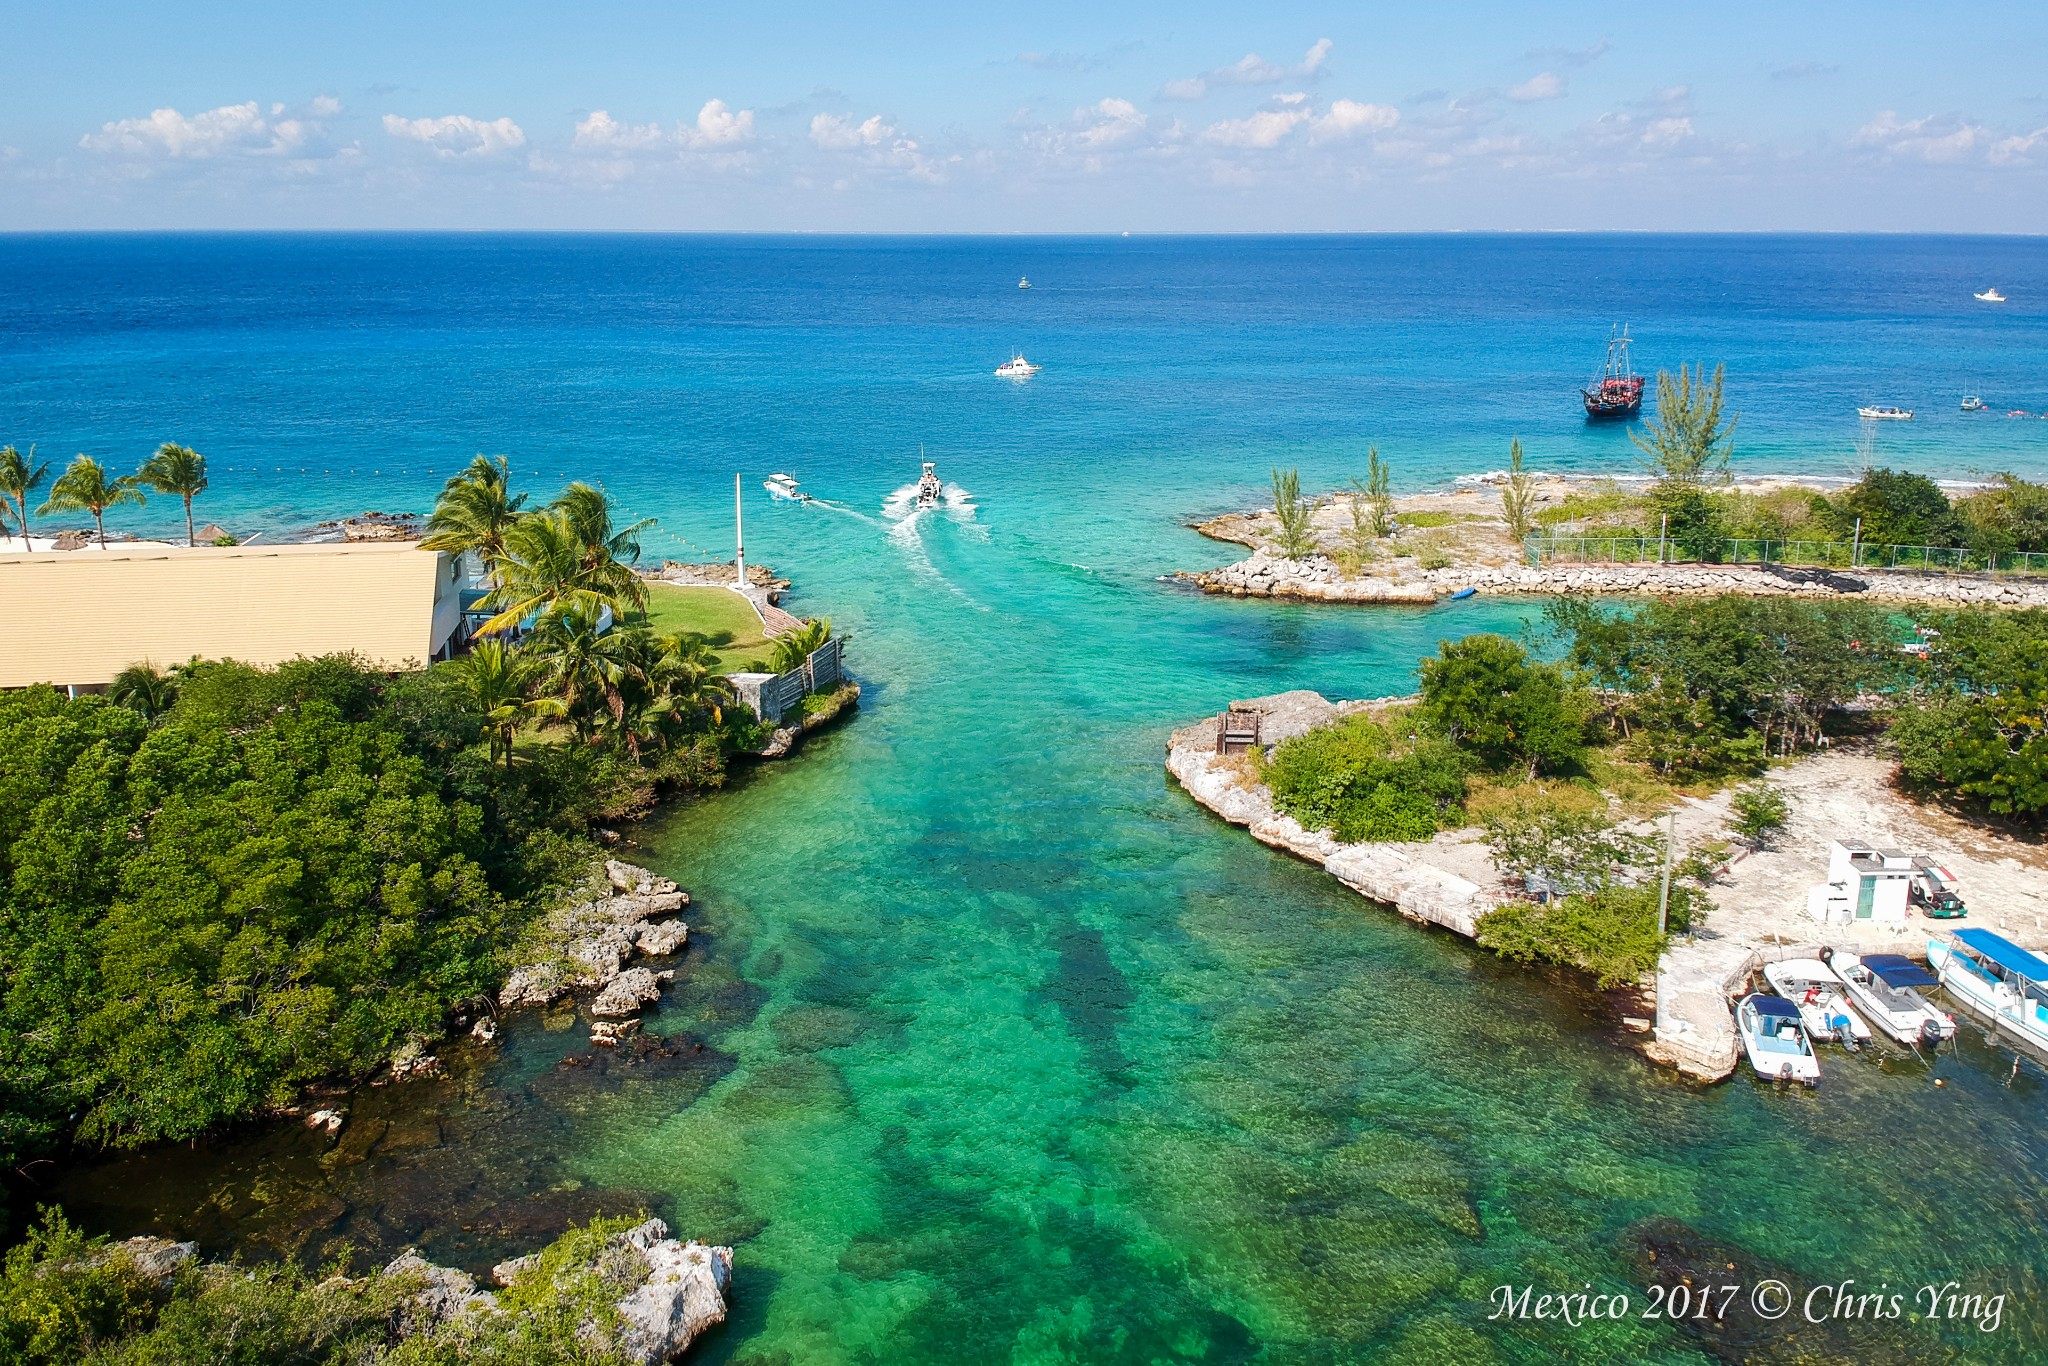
[634,583,774,672]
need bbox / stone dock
[1191,551,2048,610]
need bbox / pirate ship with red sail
[1581,325,1644,419]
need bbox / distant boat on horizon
[1581,325,1644,420]
[1018,275,1032,290]
[1975,288,2007,303]
[995,353,1040,379]
[1962,395,1986,412]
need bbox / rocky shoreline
[1190,549,2048,609]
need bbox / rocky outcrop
[592,967,673,1019]
[110,1236,198,1283]
[491,1218,733,1365]
[500,864,690,1012]
[1189,553,2048,610]
[385,1250,496,1335]
[1165,697,1492,940]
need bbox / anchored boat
[1835,952,1955,1045]
[1975,288,2007,303]
[1762,958,1872,1048]
[995,353,1041,379]
[1927,929,2048,1059]
[1858,405,1913,421]
[1737,993,1821,1085]
[1581,325,1644,420]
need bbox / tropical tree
[38,454,146,548]
[770,617,832,675]
[454,637,549,765]
[1364,447,1395,537]
[476,509,619,635]
[552,481,652,611]
[422,453,527,567]
[1500,438,1537,540]
[1632,364,1737,485]
[528,603,645,739]
[108,662,180,720]
[137,442,210,547]
[1270,468,1316,559]
[0,444,50,549]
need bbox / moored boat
[1581,325,1644,419]
[1858,405,1913,421]
[1737,993,1821,1084]
[1762,958,1872,1047]
[995,353,1041,378]
[1927,929,2048,1060]
[1961,395,1987,412]
[1835,952,1955,1045]
[1975,288,2007,303]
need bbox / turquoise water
[19,235,2048,1362]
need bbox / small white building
[1805,841,1916,926]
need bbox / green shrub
[1477,884,1676,988]
[1261,715,1467,842]
[1729,783,1790,848]
[1416,634,1588,778]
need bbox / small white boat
[1762,958,1873,1047]
[1928,929,2048,1060]
[1975,288,2007,303]
[1961,395,1987,412]
[995,353,1041,379]
[763,473,803,501]
[1737,993,1821,1084]
[1858,405,1913,421]
[915,460,942,510]
[1018,275,1032,290]
[1835,952,1955,1045]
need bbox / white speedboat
[1835,952,1955,1045]
[1858,406,1913,421]
[1975,288,2007,303]
[915,460,942,510]
[764,473,803,501]
[1928,929,2048,1060]
[995,353,1041,379]
[1736,993,1821,1085]
[1762,958,1873,1047]
[1961,396,1987,412]
[1018,275,1032,290]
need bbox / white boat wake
[881,482,990,610]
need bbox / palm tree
[138,443,209,547]
[528,603,644,740]
[39,455,145,548]
[108,662,179,720]
[476,509,619,635]
[769,617,832,676]
[455,637,548,765]
[551,482,652,612]
[422,454,527,567]
[0,445,50,549]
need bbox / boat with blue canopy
[1736,992,1821,1084]
[1927,929,2048,1059]
[1836,951,1954,1045]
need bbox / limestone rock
[384,1250,495,1334]
[591,1018,641,1047]
[305,1108,346,1136]
[591,967,672,1018]
[633,919,688,957]
[470,1017,499,1044]
[115,1236,197,1283]
[500,963,568,1009]
[615,1226,735,1365]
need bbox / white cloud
[1311,99,1400,141]
[82,101,309,158]
[1203,107,1309,150]
[1162,38,1333,101]
[1507,72,1565,103]
[1990,127,2048,164]
[682,99,753,147]
[1074,97,1148,148]
[575,110,668,151]
[1854,110,1983,163]
[811,113,895,150]
[1640,116,1694,148]
[382,113,526,157]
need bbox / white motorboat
[1736,993,1821,1085]
[1961,395,1987,412]
[1858,406,1913,421]
[915,460,942,510]
[1975,288,2007,303]
[1018,275,1032,290]
[763,473,803,501]
[1835,952,1955,1045]
[1928,929,2048,1060]
[995,353,1041,379]
[1762,958,1873,1047]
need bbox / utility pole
[1656,812,1675,937]
[1850,516,1862,570]
[734,471,745,588]
[1658,513,1668,565]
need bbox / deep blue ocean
[16,235,2048,1365]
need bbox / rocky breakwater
[499,859,692,1048]
[1165,691,1495,938]
[1192,551,2048,610]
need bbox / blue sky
[3,1,2045,230]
